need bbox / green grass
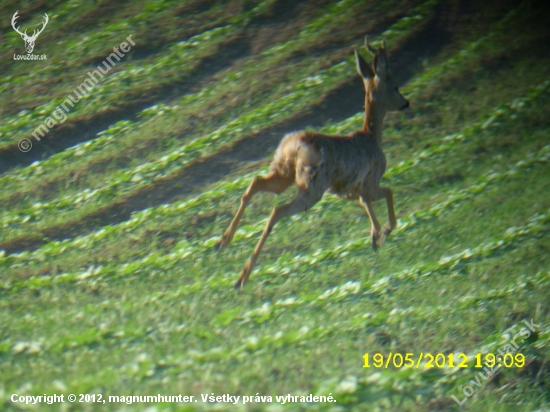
[1,0,549,411]
[0,0,439,248]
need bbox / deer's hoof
[233,278,244,290]
[234,262,252,290]
[234,273,247,292]
[372,234,379,252]
[214,238,226,251]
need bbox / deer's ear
[355,49,374,79]
[373,46,389,78]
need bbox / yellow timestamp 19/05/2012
[362,352,525,369]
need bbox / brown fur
[215,38,409,290]
[271,130,385,198]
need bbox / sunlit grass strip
[0,61,347,226]
[1,75,547,255]
[6,0,513,191]
[0,0,292,146]
[6,265,548,382]
[237,272,544,395]
[246,146,549,277]
[3,145,548,297]
[386,78,550,179]
[5,264,547,361]
[232,210,550,325]
[0,0,379,181]
[405,6,521,99]
[0,8,373,212]
[0,0,372,149]
[141,238,550,370]
[233,270,550,351]
[195,284,550,401]
[0,0,436,209]
[1,78,546,275]
[368,213,550,292]
[3,68,548,242]
[3,195,547,357]
[0,103,176,186]
[0,24,235,148]
[362,271,550,322]
[1,85,547,273]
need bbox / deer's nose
[401,100,410,110]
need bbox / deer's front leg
[359,187,397,251]
[359,196,382,251]
[377,186,396,240]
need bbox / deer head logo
[12,11,49,54]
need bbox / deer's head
[355,37,409,114]
[12,11,49,54]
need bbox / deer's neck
[362,86,386,144]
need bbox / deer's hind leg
[234,188,324,290]
[215,172,293,250]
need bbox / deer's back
[270,130,386,197]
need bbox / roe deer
[216,37,409,290]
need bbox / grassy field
[1,0,549,410]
